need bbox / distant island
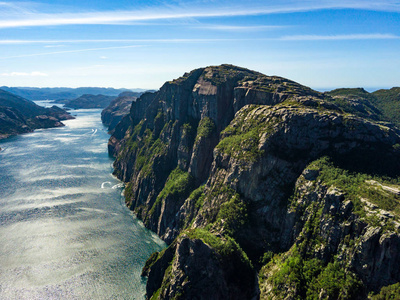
[104,64,400,299]
[59,94,117,109]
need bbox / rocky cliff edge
[108,65,400,299]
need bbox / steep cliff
[0,89,73,139]
[101,91,138,131]
[109,65,400,299]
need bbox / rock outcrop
[108,65,400,299]
[0,89,73,139]
[101,91,138,131]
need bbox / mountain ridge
[0,88,73,139]
[106,65,400,299]
[0,86,136,101]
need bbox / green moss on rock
[149,168,194,217]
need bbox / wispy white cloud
[0,45,144,59]
[44,44,65,48]
[196,25,286,32]
[0,34,398,47]
[0,38,238,45]
[280,33,400,41]
[1,71,48,77]
[0,1,399,29]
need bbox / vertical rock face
[145,235,259,300]
[101,91,138,132]
[109,65,400,299]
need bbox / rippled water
[0,104,165,299]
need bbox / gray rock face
[101,92,137,131]
[352,229,400,290]
[146,235,259,300]
[107,65,400,299]
[286,169,400,294]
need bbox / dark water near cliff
[0,103,165,299]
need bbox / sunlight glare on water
[0,104,165,299]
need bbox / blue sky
[0,0,399,90]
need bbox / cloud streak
[0,45,144,59]
[0,1,399,29]
[0,38,239,45]
[1,71,48,77]
[196,25,286,32]
[280,33,400,41]
[0,34,398,47]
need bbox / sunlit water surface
[0,103,165,299]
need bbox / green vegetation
[259,155,400,299]
[216,105,274,161]
[142,251,159,275]
[189,186,206,209]
[204,64,253,85]
[372,87,400,127]
[308,157,400,220]
[149,168,194,217]
[179,119,198,155]
[150,288,161,300]
[157,168,194,202]
[136,138,168,176]
[261,247,362,299]
[307,261,362,299]
[260,251,274,265]
[195,117,215,142]
[327,88,374,99]
[297,204,324,254]
[118,120,169,178]
[124,182,134,201]
[185,228,251,267]
[325,88,382,121]
[216,193,248,236]
[326,87,400,127]
[371,282,400,299]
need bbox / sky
[0,0,399,91]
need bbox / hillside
[325,87,400,128]
[108,65,400,299]
[372,87,400,127]
[0,89,73,139]
[101,91,139,131]
[63,94,117,109]
[0,86,133,101]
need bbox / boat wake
[112,183,124,189]
[101,182,112,189]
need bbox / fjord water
[0,105,165,299]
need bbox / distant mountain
[62,94,117,109]
[324,88,383,121]
[371,87,400,126]
[101,91,140,131]
[0,89,73,139]
[0,86,133,101]
[325,87,400,127]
